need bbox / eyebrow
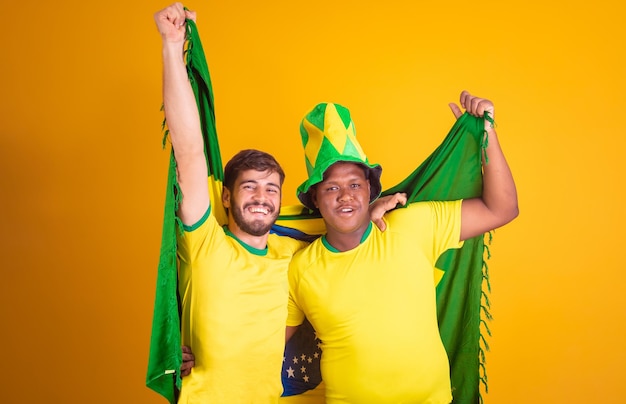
[239,179,281,189]
[323,174,366,183]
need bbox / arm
[449,91,519,241]
[369,192,408,231]
[286,326,299,342]
[155,3,209,226]
[286,272,304,343]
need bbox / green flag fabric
[146,19,225,403]
[147,19,492,404]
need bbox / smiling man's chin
[240,221,273,237]
[232,208,278,237]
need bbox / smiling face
[223,168,282,238]
[312,162,372,244]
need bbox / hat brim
[297,158,382,211]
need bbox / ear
[222,186,231,208]
[310,188,319,208]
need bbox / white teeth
[341,208,353,212]
[249,207,268,214]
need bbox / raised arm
[449,91,519,241]
[155,3,209,226]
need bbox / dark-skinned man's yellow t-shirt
[287,200,463,404]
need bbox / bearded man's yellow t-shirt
[178,207,307,403]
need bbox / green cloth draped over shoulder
[146,19,492,404]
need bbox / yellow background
[1,0,624,403]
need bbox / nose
[252,187,271,203]
[252,189,265,202]
[337,187,354,202]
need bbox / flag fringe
[478,230,495,403]
[480,113,495,164]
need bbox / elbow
[496,188,519,226]
[512,203,520,220]
[509,205,520,224]
[502,201,520,226]
[488,199,519,230]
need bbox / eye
[267,187,279,194]
[325,186,339,192]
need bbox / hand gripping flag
[147,18,493,404]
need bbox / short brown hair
[223,149,286,191]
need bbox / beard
[231,202,280,237]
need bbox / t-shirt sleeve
[286,256,306,327]
[427,200,464,256]
[389,200,463,260]
[176,206,221,264]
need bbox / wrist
[162,41,186,62]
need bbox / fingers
[185,10,197,23]
[458,90,495,120]
[180,361,193,377]
[167,2,186,27]
[391,192,407,207]
[371,192,406,232]
[155,2,191,33]
[384,193,406,209]
[381,193,406,210]
[181,345,195,363]
[180,345,195,377]
[448,103,463,119]
[372,218,387,232]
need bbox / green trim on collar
[321,221,373,253]
[223,227,268,256]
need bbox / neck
[230,229,269,250]
[227,215,269,250]
[324,222,371,252]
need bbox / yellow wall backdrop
[1,0,624,403]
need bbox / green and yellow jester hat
[297,102,382,210]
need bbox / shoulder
[385,200,461,231]
[385,201,431,224]
[289,239,323,273]
[292,238,319,261]
[178,208,222,240]
[391,200,461,217]
[269,234,310,254]
[177,210,227,256]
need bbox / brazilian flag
[146,19,492,404]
